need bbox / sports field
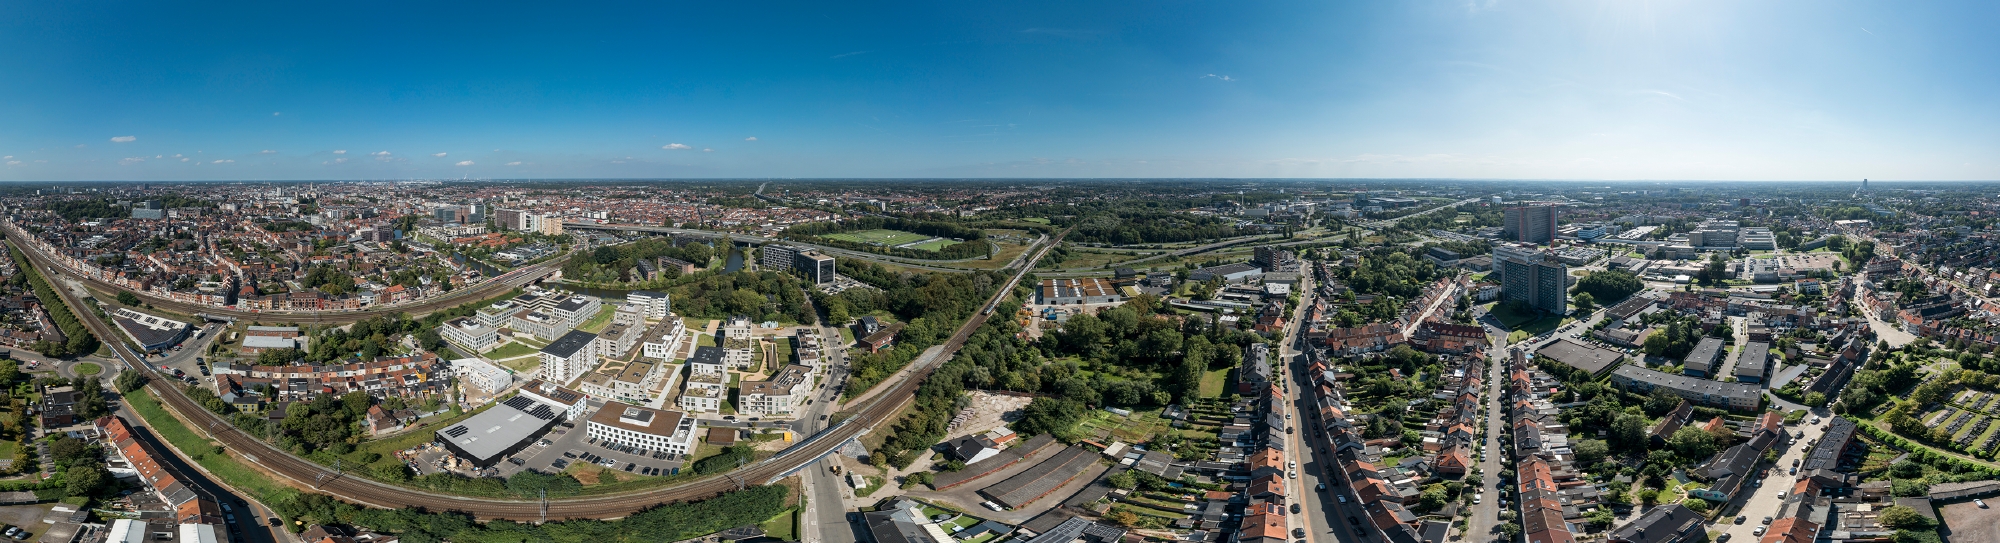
[907,238,963,252]
[824,229,931,246]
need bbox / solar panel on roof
[528,405,556,420]
[502,396,536,410]
[444,426,469,437]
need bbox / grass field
[1022,217,1051,224]
[73,362,102,376]
[485,341,539,360]
[824,229,931,247]
[1199,367,1231,398]
[577,305,618,333]
[908,238,963,252]
[125,390,289,500]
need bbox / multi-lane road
[8,224,1065,520]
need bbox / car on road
[1288,470,1297,479]
[1762,516,1773,525]
[1978,499,1988,508]
[1338,495,1347,504]
[1292,528,1305,539]
[1753,526,1766,537]
[1316,483,1326,491]
[1735,516,1747,524]
[1290,504,1300,514]
[1716,534,1731,543]
[1349,516,1361,526]
[982,501,1004,512]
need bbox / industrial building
[1036,277,1125,305]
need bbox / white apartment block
[538,330,600,386]
[438,317,499,352]
[641,318,688,360]
[679,345,727,413]
[628,291,671,320]
[587,405,697,455]
[738,364,813,418]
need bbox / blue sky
[3,1,1996,181]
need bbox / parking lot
[414,400,694,480]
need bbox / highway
[1,220,567,325]
[9,225,1066,521]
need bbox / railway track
[8,226,1067,521]
[1,221,565,325]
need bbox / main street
[8,225,1067,521]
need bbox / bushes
[270,484,790,543]
[787,217,991,260]
[693,445,756,474]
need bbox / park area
[824,229,963,252]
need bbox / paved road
[1713,415,1830,543]
[1464,314,1509,539]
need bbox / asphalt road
[14,225,1067,520]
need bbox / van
[982,501,1004,512]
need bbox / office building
[798,251,836,285]
[586,404,698,455]
[1504,205,1559,244]
[762,244,800,272]
[1494,244,1567,315]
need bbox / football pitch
[824,229,931,246]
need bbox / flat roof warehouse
[436,394,567,467]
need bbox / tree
[116,291,141,306]
[1878,505,1932,529]
[65,464,106,497]
[114,369,147,394]
[1635,488,1659,505]
[1643,387,1683,417]
[1108,510,1141,527]
[1573,439,1610,465]
[1572,292,1596,313]
[1107,470,1139,490]
[1611,413,1649,451]
[1684,499,1710,513]
[1576,270,1644,302]
[1670,426,1719,460]
[1586,510,1616,529]
[1804,391,1828,407]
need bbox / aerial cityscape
[3,2,1999,543]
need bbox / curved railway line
[0,220,565,325]
[6,226,1067,521]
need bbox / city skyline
[4,1,1997,181]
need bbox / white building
[547,295,603,331]
[680,345,727,413]
[450,358,512,394]
[438,317,499,353]
[628,291,671,319]
[739,364,813,417]
[538,330,600,386]
[641,318,688,360]
[586,405,698,455]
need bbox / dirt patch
[944,391,1032,443]
[1940,500,2000,543]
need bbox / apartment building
[739,364,813,417]
[586,405,698,455]
[680,345,727,413]
[539,330,600,386]
[438,317,499,353]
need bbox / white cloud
[181,158,190,162]
[332,150,347,155]
[1201,74,1235,81]
[272,112,281,116]
[663,143,692,150]
[260,149,278,154]
[744,136,758,141]
[4,161,19,166]
[74,144,87,149]
[505,161,522,166]
[455,160,474,166]
[173,153,183,157]
[110,136,136,142]
[371,151,391,156]
[703,148,713,152]
[212,159,234,163]
[432,152,448,157]
[331,157,348,164]
[154,155,162,159]
[119,157,145,165]
[3,156,11,160]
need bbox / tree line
[269,484,790,543]
[8,245,101,357]
[786,217,992,260]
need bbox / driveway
[1712,415,1832,543]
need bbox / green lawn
[485,341,539,360]
[908,238,963,252]
[759,508,798,541]
[698,334,717,348]
[124,390,289,500]
[73,362,102,376]
[839,326,855,345]
[353,403,495,473]
[823,229,932,246]
[1489,302,1562,335]
[1199,367,1231,398]
[499,357,539,373]
[577,305,618,333]
[1022,217,1051,224]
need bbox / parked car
[1290,504,1300,514]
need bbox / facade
[1682,337,1726,377]
[538,330,600,385]
[1611,365,1761,411]
[1734,341,1772,384]
[1503,205,1559,244]
[627,291,671,319]
[640,318,688,360]
[680,346,727,413]
[586,405,698,455]
[595,322,638,359]
[438,317,499,353]
[1494,243,1568,315]
[739,364,813,417]
[450,358,512,394]
[547,295,603,331]
[761,244,800,272]
[797,251,836,285]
